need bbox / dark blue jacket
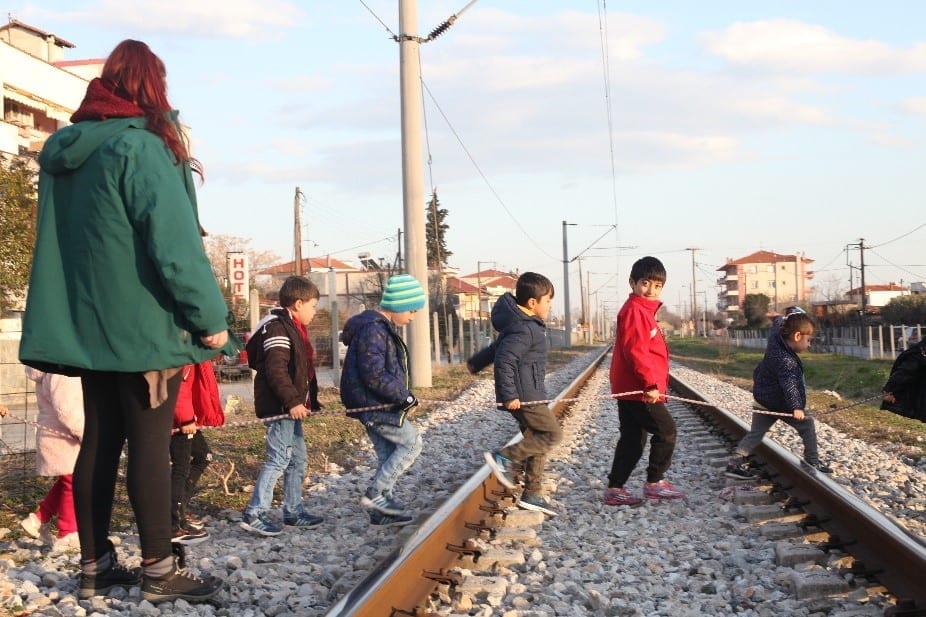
[469,293,548,406]
[339,309,412,423]
[880,340,926,422]
[752,316,805,412]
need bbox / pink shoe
[643,480,685,500]
[602,487,643,507]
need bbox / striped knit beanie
[380,274,426,313]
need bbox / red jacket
[173,361,225,430]
[609,293,668,399]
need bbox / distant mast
[294,186,303,276]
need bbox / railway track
[326,350,926,617]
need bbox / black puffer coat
[881,341,926,423]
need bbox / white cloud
[43,0,304,39]
[701,19,926,74]
[899,96,926,116]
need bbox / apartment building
[717,250,814,314]
[0,19,100,158]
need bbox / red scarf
[71,78,145,122]
[288,310,316,381]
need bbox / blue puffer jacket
[339,310,412,423]
[752,317,805,412]
[468,293,548,406]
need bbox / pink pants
[37,474,77,536]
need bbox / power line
[868,222,926,249]
[420,79,556,261]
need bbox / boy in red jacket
[604,256,684,507]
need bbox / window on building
[768,281,775,289]
[748,265,757,274]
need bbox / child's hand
[289,404,310,419]
[505,398,521,410]
[882,391,897,404]
[643,389,661,404]
[793,409,806,420]
[466,362,478,374]
[0,405,7,418]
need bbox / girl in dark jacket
[881,340,926,423]
[725,307,832,480]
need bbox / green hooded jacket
[19,115,234,374]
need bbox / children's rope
[2,390,885,440]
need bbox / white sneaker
[20,512,44,539]
[52,532,80,551]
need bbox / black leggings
[169,431,211,525]
[76,371,180,561]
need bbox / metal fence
[728,323,923,360]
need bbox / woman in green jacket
[20,40,228,604]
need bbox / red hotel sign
[226,252,249,301]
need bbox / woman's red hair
[101,40,203,176]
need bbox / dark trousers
[501,404,563,495]
[169,431,211,527]
[608,399,677,487]
[735,413,819,463]
[76,371,180,562]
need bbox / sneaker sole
[360,496,405,516]
[723,472,755,481]
[284,520,323,529]
[516,500,557,517]
[602,498,643,508]
[644,493,686,500]
[238,521,282,537]
[141,584,222,604]
[78,581,141,600]
[172,534,211,546]
[370,517,414,528]
[483,451,516,489]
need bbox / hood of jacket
[39,112,179,176]
[341,309,393,347]
[490,293,544,333]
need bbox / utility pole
[847,238,867,319]
[686,248,698,332]
[398,0,431,387]
[562,220,576,348]
[294,187,303,276]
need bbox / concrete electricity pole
[399,0,432,387]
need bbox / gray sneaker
[239,512,283,537]
[517,493,557,516]
[484,451,517,488]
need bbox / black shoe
[283,512,324,529]
[141,562,223,604]
[78,553,142,599]
[171,526,210,545]
[724,461,755,481]
[806,460,833,474]
[368,510,414,527]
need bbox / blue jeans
[735,412,820,463]
[245,419,307,518]
[364,420,422,498]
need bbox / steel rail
[670,374,926,611]
[325,345,611,617]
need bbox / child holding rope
[725,306,832,480]
[472,272,563,517]
[340,273,426,527]
[240,276,325,536]
[604,256,684,507]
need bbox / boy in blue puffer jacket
[340,274,426,527]
[469,272,562,517]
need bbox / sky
[8,0,926,320]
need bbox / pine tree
[424,190,452,268]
